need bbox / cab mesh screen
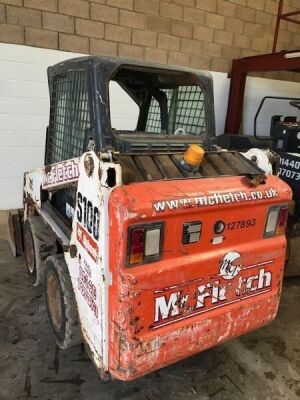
[47,70,90,164]
[146,85,206,135]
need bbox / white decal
[219,251,242,280]
[154,292,180,322]
[42,158,80,189]
[196,280,226,308]
[153,188,278,212]
[152,261,273,329]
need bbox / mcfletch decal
[153,188,278,212]
[152,252,272,329]
[42,158,80,189]
[219,251,242,280]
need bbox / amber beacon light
[181,144,205,171]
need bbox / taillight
[127,223,163,266]
[277,206,288,235]
[264,205,288,238]
[129,227,144,265]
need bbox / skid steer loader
[9,56,291,381]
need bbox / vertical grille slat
[236,152,264,175]
[219,152,244,175]
[199,158,220,177]
[154,155,183,179]
[205,153,235,176]
[47,70,90,165]
[120,156,144,184]
[134,156,162,181]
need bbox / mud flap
[7,209,24,257]
[285,235,300,277]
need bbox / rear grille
[46,70,90,165]
[116,151,263,184]
[130,142,188,153]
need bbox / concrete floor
[0,215,300,400]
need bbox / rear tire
[44,255,82,349]
[24,219,37,283]
[24,217,55,286]
[284,235,300,277]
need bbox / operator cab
[45,57,216,223]
[46,56,216,165]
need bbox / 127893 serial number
[226,219,256,230]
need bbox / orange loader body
[108,175,291,380]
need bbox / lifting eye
[84,154,94,177]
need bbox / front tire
[44,255,82,349]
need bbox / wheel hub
[46,272,63,332]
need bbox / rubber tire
[24,217,55,286]
[44,255,82,349]
[24,219,37,284]
[284,235,300,277]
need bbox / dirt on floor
[0,218,299,400]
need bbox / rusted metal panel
[7,210,23,257]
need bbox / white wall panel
[0,44,86,209]
[0,114,48,130]
[0,79,48,98]
[212,71,300,136]
[1,43,300,209]
[109,81,139,130]
[211,71,230,135]
[0,97,49,115]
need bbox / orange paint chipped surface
[108,175,291,380]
